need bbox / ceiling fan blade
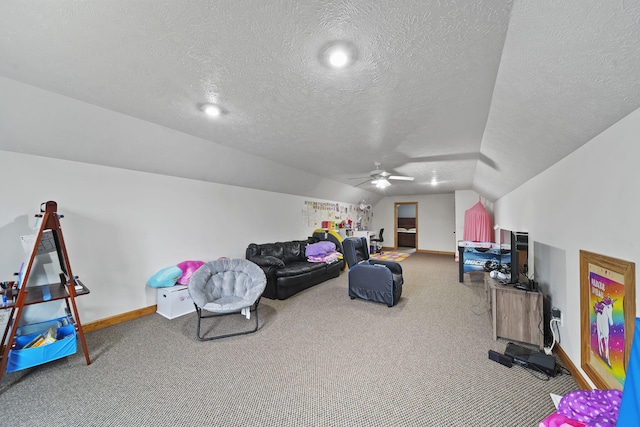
[348,176,371,180]
[354,179,373,187]
[353,162,411,188]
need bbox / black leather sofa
[246,237,344,300]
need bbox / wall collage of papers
[302,201,372,231]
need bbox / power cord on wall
[544,318,562,355]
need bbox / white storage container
[156,285,195,319]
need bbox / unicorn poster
[581,250,635,390]
[588,263,626,386]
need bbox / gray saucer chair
[188,258,267,341]
[342,237,403,307]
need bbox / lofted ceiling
[1,1,639,201]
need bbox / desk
[485,275,543,349]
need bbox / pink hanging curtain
[463,201,493,242]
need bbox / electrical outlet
[552,307,563,327]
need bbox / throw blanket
[539,389,622,427]
[308,251,341,263]
[305,241,336,257]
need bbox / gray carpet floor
[0,253,579,426]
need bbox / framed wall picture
[580,250,636,390]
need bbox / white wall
[373,194,455,252]
[0,151,355,324]
[494,106,640,387]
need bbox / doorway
[394,202,418,251]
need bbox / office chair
[188,258,267,341]
[343,237,403,307]
[370,228,384,253]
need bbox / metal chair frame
[194,298,261,341]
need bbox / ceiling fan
[353,162,415,188]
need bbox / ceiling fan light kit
[372,178,391,189]
[354,162,415,189]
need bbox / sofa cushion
[251,255,285,268]
[258,243,284,260]
[281,241,306,264]
[276,261,325,278]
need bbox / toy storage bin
[6,316,77,373]
[157,285,195,319]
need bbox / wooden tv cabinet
[484,275,544,349]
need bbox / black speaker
[488,350,513,368]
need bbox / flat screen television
[499,229,534,290]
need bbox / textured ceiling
[1,0,639,200]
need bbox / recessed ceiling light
[329,50,349,68]
[201,103,224,117]
[320,41,358,69]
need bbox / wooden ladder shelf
[0,201,91,379]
